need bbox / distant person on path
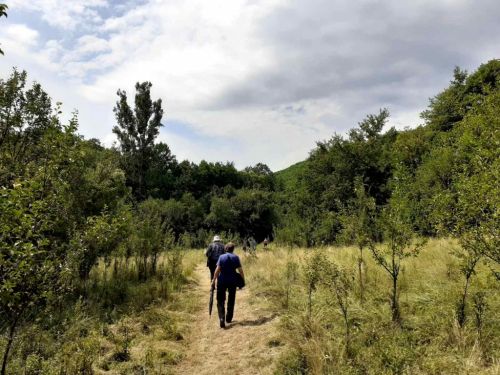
[211,243,245,328]
[263,238,268,248]
[205,235,225,280]
[252,238,257,252]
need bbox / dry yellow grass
[238,239,500,374]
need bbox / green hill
[275,160,307,192]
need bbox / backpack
[208,243,225,261]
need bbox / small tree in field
[132,199,167,279]
[323,261,353,352]
[304,251,327,317]
[452,242,481,329]
[340,177,376,302]
[284,260,299,310]
[274,218,304,310]
[369,170,426,323]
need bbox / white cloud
[5,24,38,45]
[4,0,500,170]
[2,24,39,56]
[9,0,108,30]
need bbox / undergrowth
[0,249,202,375]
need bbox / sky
[1,0,499,171]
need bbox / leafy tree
[163,194,204,237]
[113,82,164,199]
[368,169,426,322]
[77,207,128,280]
[421,60,500,133]
[131,199,167,279]
[0,69,52,182]
[146,142,178,199]
[420,66,468,132]
[69,146,130,220]
[340,177,376,301]
[0,120,124,375]
[0,176,71,375]
[322,261,353,352]
[244,163,273,176]
[304,251,327,317]
[286,109,396,245]
[392,126,435,175]
[441,89,500,327]
[205,189,277,241]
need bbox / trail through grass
[173,252,283,375]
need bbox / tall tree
[113,82,164,200]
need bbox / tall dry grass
[245,239,500,374]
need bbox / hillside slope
[275,161,307,192]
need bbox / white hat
[213,235,221,242]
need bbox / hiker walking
[263,238,268,248]
[205,235,225,280]
[211,242,245,328]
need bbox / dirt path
[173,263,283,375]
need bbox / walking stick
[209,286,215,317]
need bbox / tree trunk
[391,276,400,323]
[286,280,290,310]
[345,318,350,353]
[308,288,312,318]
[1,314,20,375]
[358,246,364,302]
[458,276,470,328]
[151,253,157,276]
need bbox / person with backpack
[205,235,225,280]
[211,242,245,328]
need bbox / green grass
[246,239,500,374]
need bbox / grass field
[5,240,500,374]
[244,239,500,374]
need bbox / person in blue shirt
[210,242,245,328]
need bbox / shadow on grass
[225,314,277,329]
